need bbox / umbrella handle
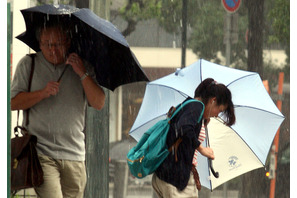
[205,120,219,178]
[57,64,70,83]
[209,159,219,178]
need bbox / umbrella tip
[175,68,184,77]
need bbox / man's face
[39,27,70,65]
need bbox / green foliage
[268,0,290,46]
[37,0,75,5]
[158,0,199,33]
[267,0,290,66]
[119,0,288,71]
[188,1,225,63]
[188,1,248,65]
[120,0,162,21]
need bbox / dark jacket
[155,97,204,191]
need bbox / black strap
[16,54,36,130]
[26,54,36,126]
[57,64,70,83]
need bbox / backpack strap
[167,99,205,162]
[168,99,204,123]
[168,137,182,162]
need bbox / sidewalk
[12,186,239,198]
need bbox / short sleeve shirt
[11,52,96,161]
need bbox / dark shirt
[155,97,204,191]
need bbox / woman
[152,78,235,198]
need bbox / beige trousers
[34,154,87,198]
[152,173,198,198]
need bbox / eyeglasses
[40,40,69,49]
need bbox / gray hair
[35,23,71,42]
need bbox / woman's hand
[197,144,215,160]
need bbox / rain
[7,0,291,198]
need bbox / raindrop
[75,25,78,33]
[47,14,49,21]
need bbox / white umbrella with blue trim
[129,59,284,190]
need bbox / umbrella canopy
[16,4,149,91]
[129,59,284,190]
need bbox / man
[11,23,105,197]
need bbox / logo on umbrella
[228,156,241,170]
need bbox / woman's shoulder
[183,98,204,111]
[175,98,204,123]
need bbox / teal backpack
[127,99,204,179]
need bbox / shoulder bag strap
[25,53,36,126]
[16,54,35,127]
[15,54,36,136]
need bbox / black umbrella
[16,4,149,91]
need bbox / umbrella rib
[214,118,265,167]
[149,84,190,98]
[129,114,166,134]
[199,59,203,82]
[230,127,265,166]
[229,125,266,166]
[226,73,258,87]
[234,105,285,118]
[129,84,189,134]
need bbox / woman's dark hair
[194,78,235,126]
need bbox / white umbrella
[129,59,284,190]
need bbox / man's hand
[66,53,86,78]
[41,81,60,98]
[11,81,60,111]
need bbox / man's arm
[81,76,105,110]
[11,81,60,111]
[66,53,105,110]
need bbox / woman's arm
[197,144,215,160]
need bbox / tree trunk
[240,1,267,196]
[246,0,264,77]
[75,0,89,8]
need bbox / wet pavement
[13,185,239,198]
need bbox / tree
[245,0,265,77]
[188,1,225,63]
[118,0,162,37]
[188,1,248,65]
[74,0,89,8]
[268,0,290,81]
[268,0,290,54]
